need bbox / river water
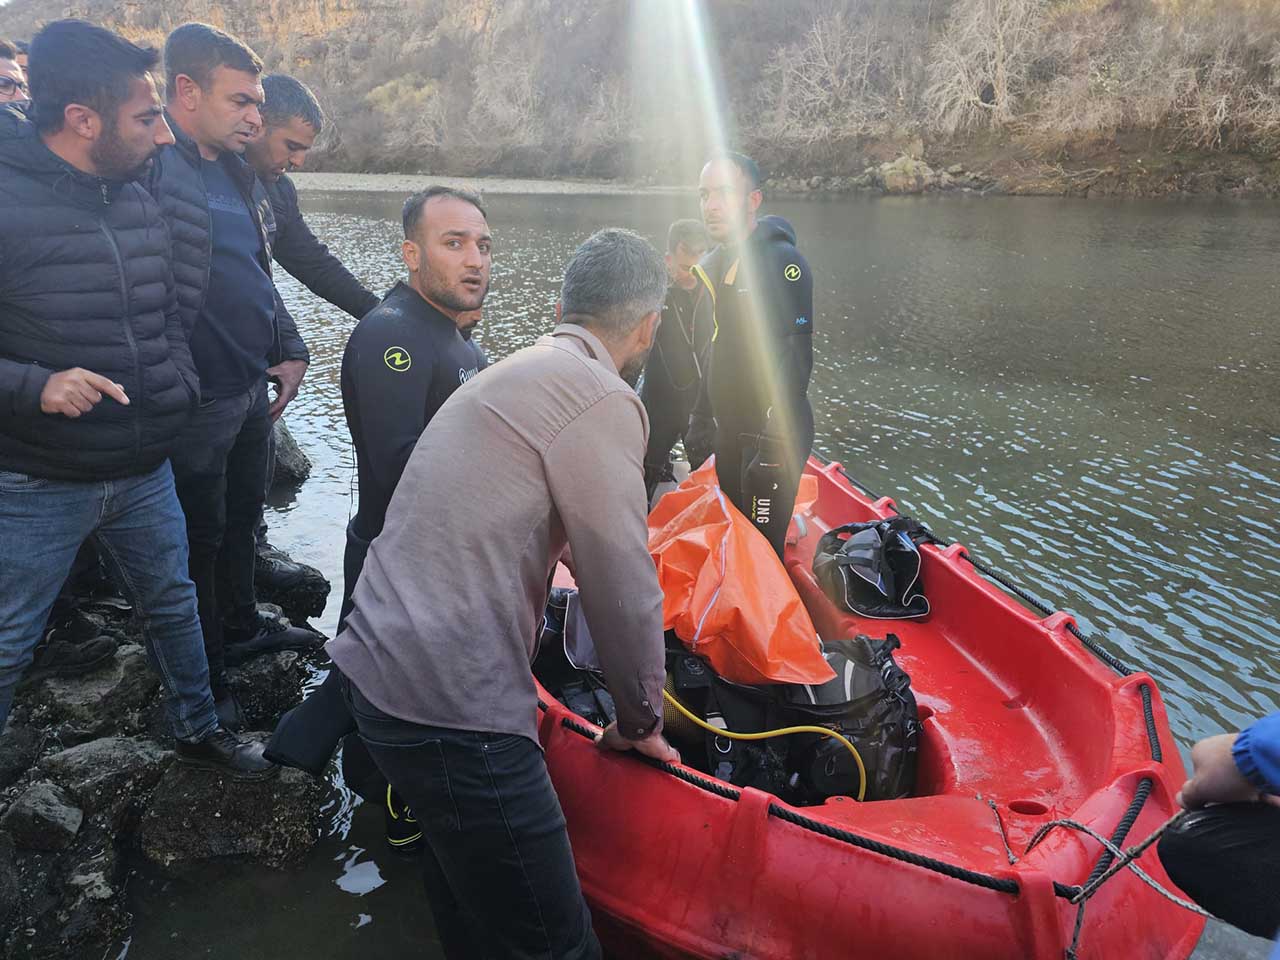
[124,188,1278,959]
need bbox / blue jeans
[0,462,218,740]
[342,673,601,960]
[170,381,271,698]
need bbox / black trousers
[342,675,602,960]
[714,430,808,560]
[170,381,271,697]
[1157,802,1280,940]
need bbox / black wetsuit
[640,282,712,494]
[340,281,486,624]
[688,215,815,557]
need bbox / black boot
[224,614,324,666]
[175,727,278,780]
[254,545,311,593]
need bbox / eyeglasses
[0,77,29,97]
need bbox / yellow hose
[660,688,867,802]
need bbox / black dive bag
[813,517,933,619]
[670,634,920,803]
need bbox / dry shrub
[925,0,1051,134]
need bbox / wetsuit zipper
[100,211,144,467]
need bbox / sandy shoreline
[292,172,690,196]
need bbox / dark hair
[14,40,29,55]
[261,74,323,132]
[710,151,763,190]
[561,229,668,337]
[667,218,709,255]
[164,22,261,97]
[402,186,487,239]
[29,20,159,134]
[0,39,18,61]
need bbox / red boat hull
[537,458,1204,959]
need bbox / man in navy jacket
[1159,712,1280,940]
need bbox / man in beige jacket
[327,228,678,959]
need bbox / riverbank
[0,424,331,960]
[298,138,1280,200]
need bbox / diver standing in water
[687,152,815,558]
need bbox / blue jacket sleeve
[1233,712,1280,794]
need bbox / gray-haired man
[327,228,678,959]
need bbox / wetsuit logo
[458,366,479,384]
[384,347,412,372]
[784,264,803,282]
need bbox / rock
[0,834,17,930]
[254,561,331,623]
[52,844,129,958]
[0,724,41,790]
[877,156,937,195]
[0,781,83,850]
[139,753,322,874]
[947,163,965,175]
[29,644,159,739]
[227,651,310,729]
[271,418,312,487]
[40,736,170,817]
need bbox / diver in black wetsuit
[687,153,815,559]
[640,219,712,499]
[340,186,492,627]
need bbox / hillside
[4,0,1280,195]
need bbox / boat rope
[1025,807,1214,959]
[547,705,1212,958]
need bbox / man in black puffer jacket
[146,23,319,724]
[0,20,273,778]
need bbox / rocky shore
[0,420,331,960]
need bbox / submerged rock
[0,781,82,851]
[139,753,322,875]
[271,418,312,487]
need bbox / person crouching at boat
[327,227,679,960]
[686,152,815,559]
[1157,711,1280,942]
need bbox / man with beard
[338,186,493,628]
[328,228,676,959]
[244,73,379,596]
[687,153,815,559]
[148,23,318,728]
[0,20,273,778]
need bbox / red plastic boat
[535,456,1204,959]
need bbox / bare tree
[925,0,1049,134]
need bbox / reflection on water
[125,190,1278,959]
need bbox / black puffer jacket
[145,113,309,366]
[0,104,199,482]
